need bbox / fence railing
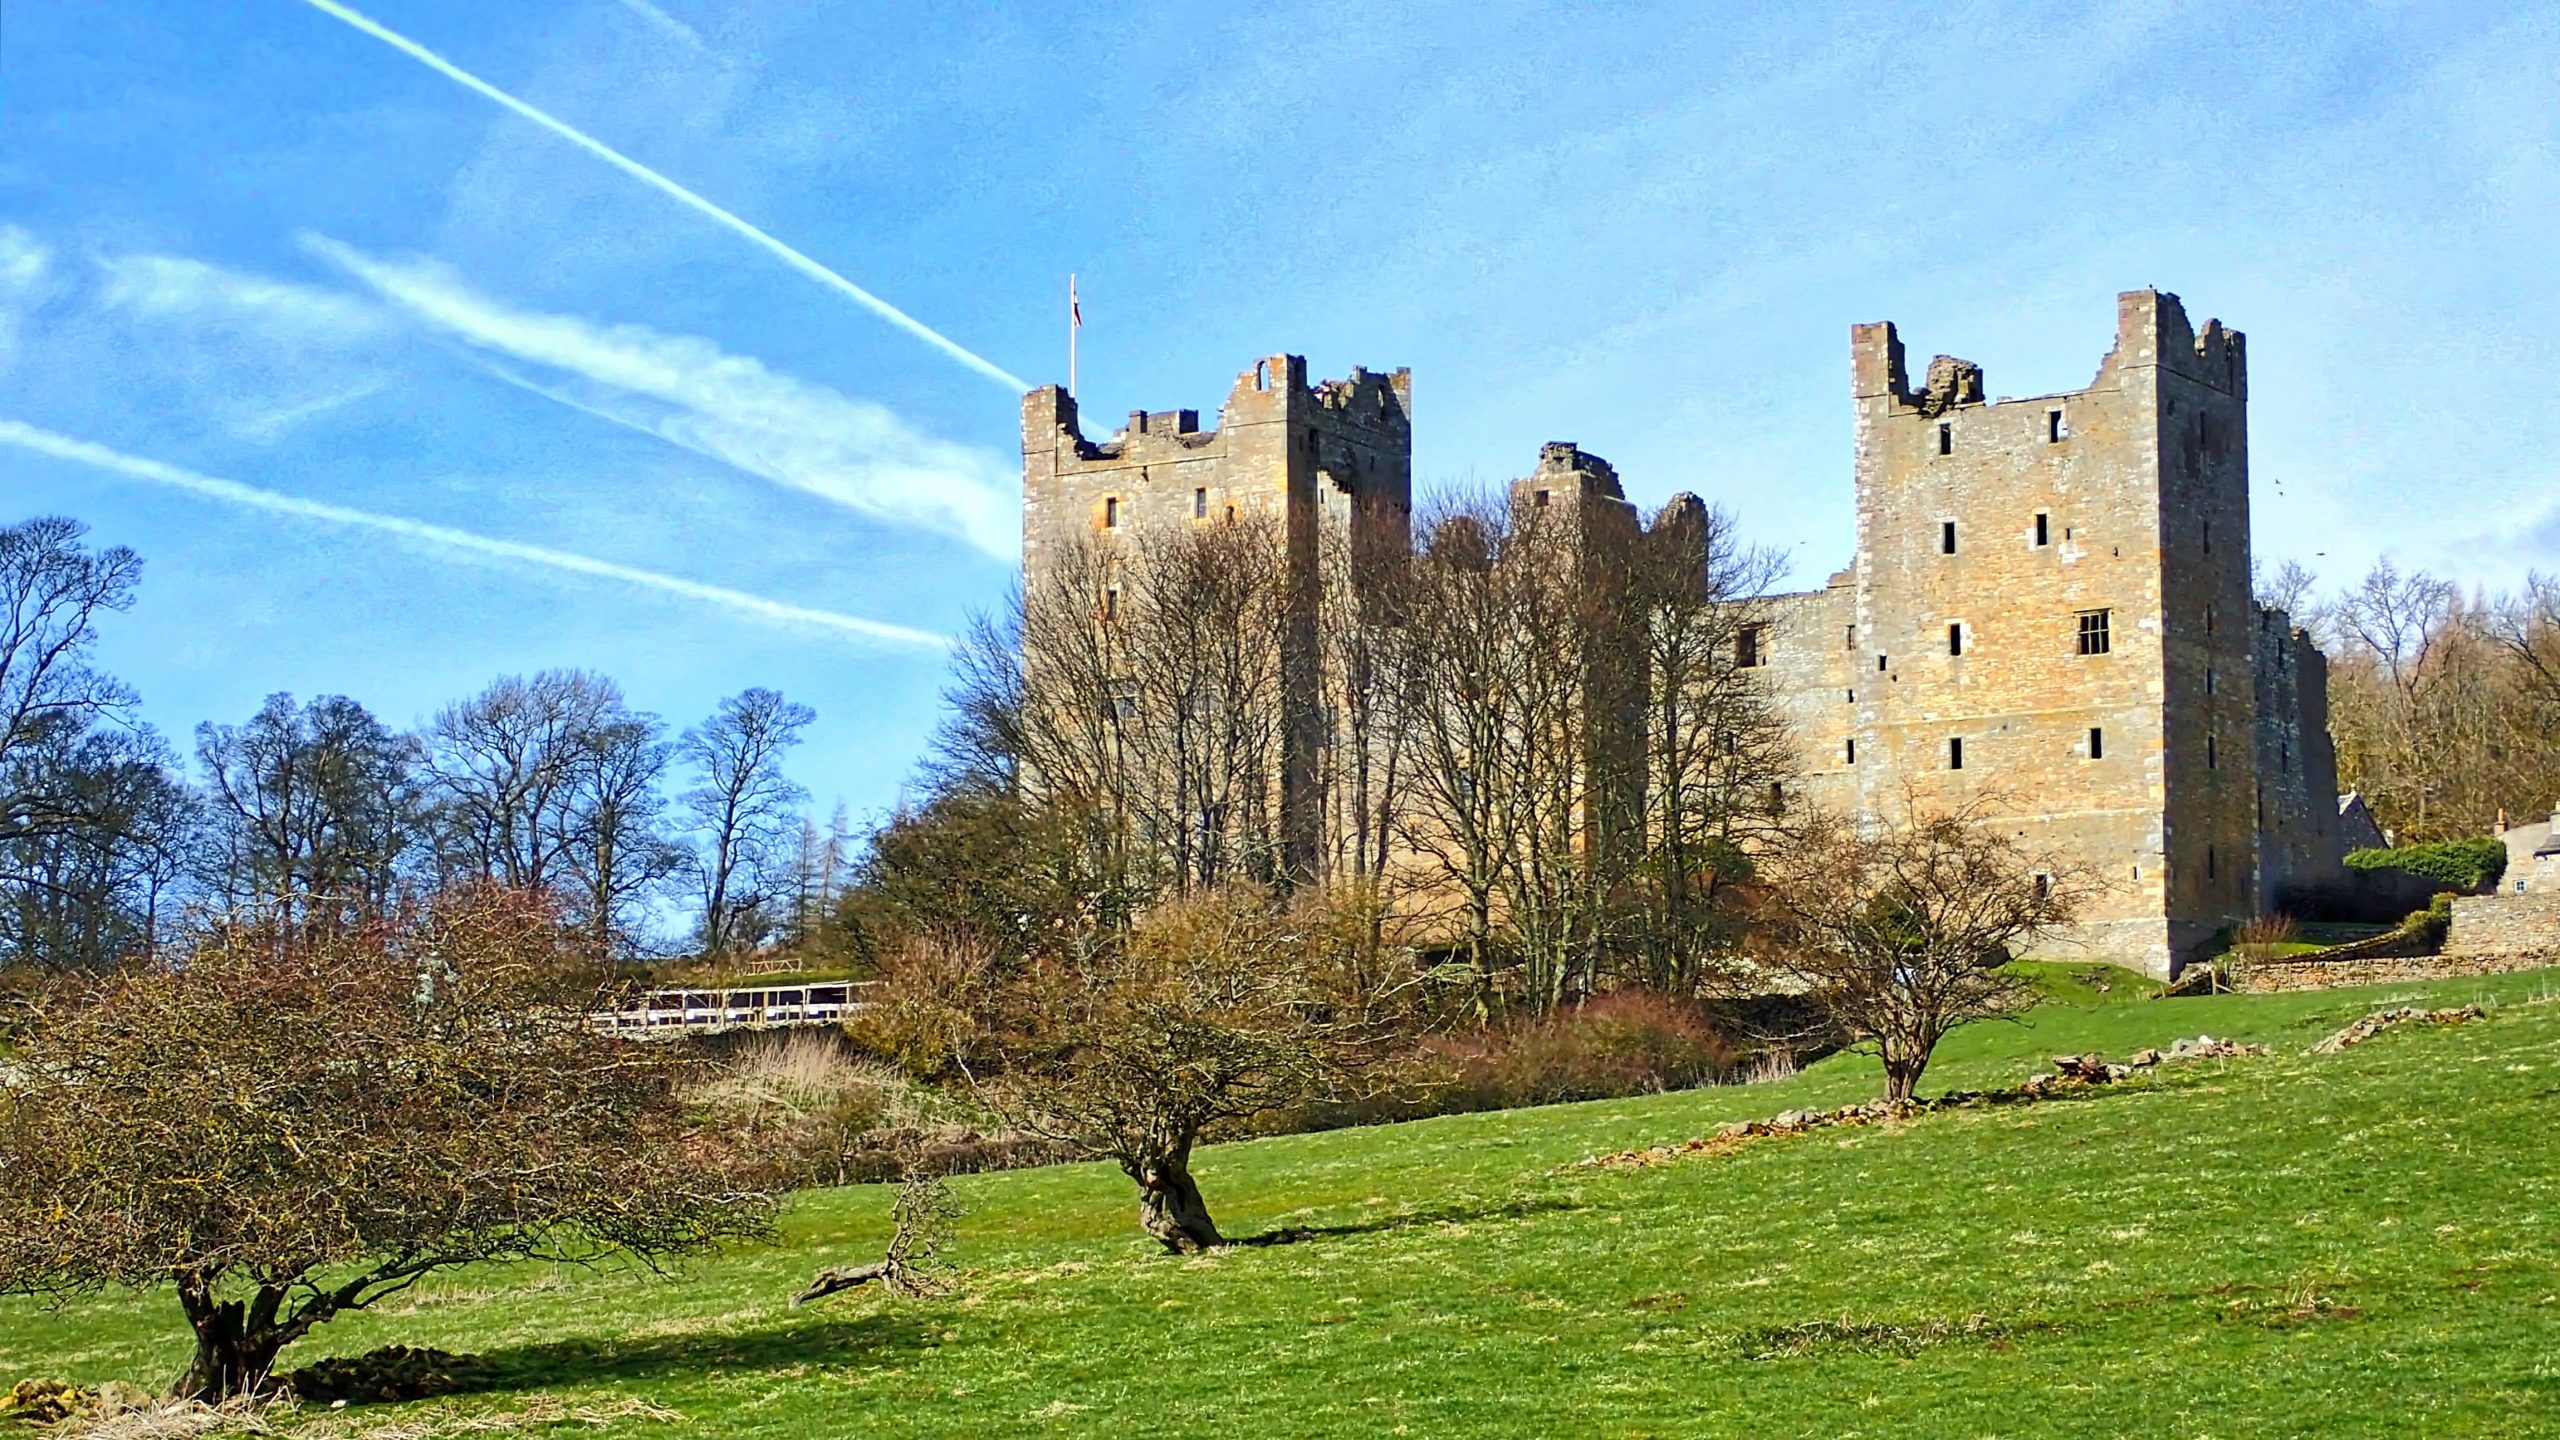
[589,981,871,1037]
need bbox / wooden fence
[589,981,871,1037]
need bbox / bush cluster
[2344,836,2508,892]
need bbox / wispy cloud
[98,253,384,341]
[305,235,1020,556]
[0,225,55,358]
[292,0,1026,391]
[0,419,946,650]
[612,0,707,52]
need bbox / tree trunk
[172,1281,284,1402]
[1881,1047,1929,1109]
[1131,1147,1222,1253]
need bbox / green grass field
[8,965,2559,1438]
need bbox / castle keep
[1019,291,2345,978]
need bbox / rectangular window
[1104,496,1120,527]
[1948,623,1964,657]
[1942,520,1958,554]
[2203,519,2212,554]
[1534,489,1551,508]
[2281,741,2290,772]
[1194,487,1208,518]
[1937,423,1952,456]
[1948,737,1964,770]
[1736,625,1765,669]
[2034,512,2050,547]
[1844,624,1856,650]
[2088,726,2104,760]
[2207,734,2217,770]
[2034,873,2052,901]
[1767,782,1785,815]
[2207,844,2218,881]
[2077,609,2111,655]
[1845,737,1856,764]
[1103,586,1119,621]
[2205,668,2216,695]
[2047,409,2064,442]
[1878,654,1889,672]
[1255,360,1270,391]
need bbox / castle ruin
[1019,290,2346,979]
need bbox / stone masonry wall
[2448,892,2560,958]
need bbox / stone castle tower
[1015,291,2345,978]
[1020,357,1413,880]
[1762,290,2343,972]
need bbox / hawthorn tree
[0,887,772,1400]
[1766,800,2087,1106]
[863,885,1423,1252]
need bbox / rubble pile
[1581,1034,2271,1170]
[2312,1004,2486,1055]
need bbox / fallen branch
[790,1173,960,1306]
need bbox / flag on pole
[1069,274,1081,399]
[1071,275,1082,329]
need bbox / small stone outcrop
[2311,1004,2485,1055]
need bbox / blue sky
[3,0,2554,823]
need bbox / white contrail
[293,0,1028,393]
[0,420,946,650]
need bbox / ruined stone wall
[2254,608,2346,910]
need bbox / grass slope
[8,966,2559,1438]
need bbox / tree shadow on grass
[1237,1191,1585,1248]
[463,1313,931,1395]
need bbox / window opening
[1948,623,1964,657]
[1878,654,1889,672]
[1942,520,1958,554]
[1948,737,1964,770]
[1194,487,1208,518]
[1736,625,1765,669]
[1534,489,1551,508]
[2206,668,2216,695]
[2088,726,2104,760]
[2077,609,2111,655]
[1104,496,1119,528]
[2035,513,2050,547]
[1845,738,1856,764]
[2207,734,2218,770]
[2047,409,2064,442]
[1937,423,1952,456]
[1254,360,1270,391]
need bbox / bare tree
[680,687,815,958]
[0,887,773,1400]
[1766,798,2086,1106]
[0,724,194,969]
[0,517,144,848]
[423,672,679,955]
[197,693,422,927]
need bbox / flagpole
[1068,273,1079,401]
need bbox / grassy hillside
[8,966,2559,1438]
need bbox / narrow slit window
[1878,654,1889,673]
[2034,873,2052,900]
[2207,845,2218,881]
[1767,782,1785,815]
[2206,668,2216,696]
[2088,726,2104,760]
[2047,409,2064,442]
[1941,520,1958,554]
[1845,737,1856,764]
[1735,624,1765,669]
[1844,624,1856,650]
[1194,487,1208,518]
[1948,623,1964,657]
[1948,736,1964,770]
[1103,586,1119,621]
[2207,734,2217,770]
[2034,512,2050,547]
[1937,423,1952,456]
[2203,519,2212,554]
[1104,496,1120,528]
[2077,609,2111,656]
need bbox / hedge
[2344,836,2509,893]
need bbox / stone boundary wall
[2240,949,2559,994]
[2448,893,2560,958]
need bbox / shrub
[689,1030,1035,1190]
[2344,837,2508,893]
